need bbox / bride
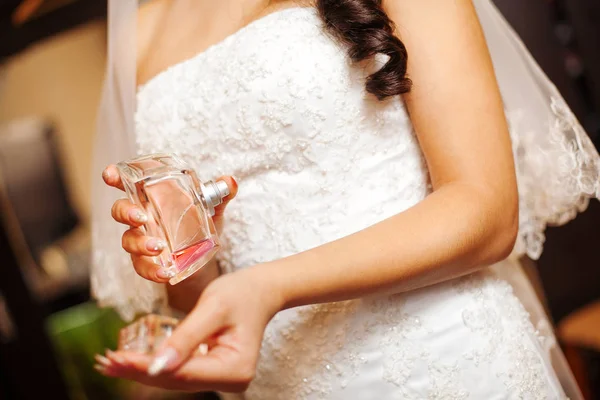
[91,0,599,398]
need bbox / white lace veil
[474,2,600,260]
[91,0,168,321]
[91,1,596,396]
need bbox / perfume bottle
[118,314,179,353]
[116,153,229,285]
[118,314,210,356]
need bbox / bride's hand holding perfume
[102,157,237,301]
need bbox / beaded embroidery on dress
[130,7,583,399]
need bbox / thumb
[213,176,238,218]
[147,297,225,376]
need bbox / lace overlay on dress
[246,266,563,399]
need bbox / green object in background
[47,301,132,400]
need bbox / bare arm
[250,0,518,309]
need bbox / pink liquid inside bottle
[173,238,217,273]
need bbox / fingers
[122,228,166,256]
[111,198,148,227]
[212,176,238,233]
[213,176,238,218]
[130,254,174,282]
[147,296,227,376]
[95,350,206,392]
[122,228,172,283]
[102,164,124,191]
[101,347,252,393]
[105,349,127,366]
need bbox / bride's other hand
[102,164,238,283]
[96,267,281,393]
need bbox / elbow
[473,186,519,265]
[490,209,519,263]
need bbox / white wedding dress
[130,7,573,399]
[91,2,600,399]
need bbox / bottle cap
[215,180,231,198]
[201,180,230,216]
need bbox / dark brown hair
[316,0,411,100]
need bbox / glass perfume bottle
[118,313,209,356]
[118,314,179,353]
[116,153,229,285]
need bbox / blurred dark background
[0,0,598,399]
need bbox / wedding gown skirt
[92,5,593,399]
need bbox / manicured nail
[146,238,166,252]
[148,347,179,376]
[106,349,126,365]
[156,268,176,280]
[94,354,113,368]
[94,364,107,374]
[94,364,116,376]
[198,343,209,356]
[129,209,148,223]
[102,168,113,181]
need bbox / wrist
[243,262,288,318]
[166,258,221,313]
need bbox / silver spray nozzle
[201,180,230,216]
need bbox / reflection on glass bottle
[117,154,229,285]
[118,314,179,353]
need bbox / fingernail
[198,343,209,356]
[102,168,113,181]
[106,349,126,365]
[94,364,107,374]
[231,175,238,189]
[146,238,166,252]
[129,209,148,223]
[94,364,116,377]
[95,354,113,368]
[148,347,179,376]
[156,268,176,280]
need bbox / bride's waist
[217,172,429,269]
[266,268,521,345]
[231,163,429,215]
